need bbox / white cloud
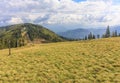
[8,17,23,24]
[0,0,120,28]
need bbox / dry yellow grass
[0,37,120,83]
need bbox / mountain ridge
[58,26,120,39]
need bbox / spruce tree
[93,35,96,39]
[84,36,87,40]
[112,30,117,37]
[97,34,100,39]
[112,31,115,37]
[115,30,117,37]
[88,32,93,40]
[105,25,110,38]
[8,40,11,55]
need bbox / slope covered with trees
[0,23,65,49]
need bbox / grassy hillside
[0,37,120,82]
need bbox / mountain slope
[0,23,65,49]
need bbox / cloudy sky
[0,0,120,30]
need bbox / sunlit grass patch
[0,37,120,82]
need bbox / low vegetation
[0,37,120,82]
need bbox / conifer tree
[93,35,96,39]
[97,34,100,39]
[115,30,117,37]
[84,36,87,40]
[112,30,117,37]
[105,25,110,38]
[88,32,93,40]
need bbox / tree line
[83,25,120,40]
[0,27,26,49]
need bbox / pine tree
[112,31,115,37]
[88,32,93,40]
[84,36,87,40]
[93,35,96,39]
[119,33,120,36]
[8,40,11,55]
[112,30,117,37]
[97,34,100,39]
[115,30,117,37]
[105,25,110,38]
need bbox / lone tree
[105,25,110,38]
[8,40,11,55]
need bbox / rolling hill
[0,23,65,49]
[0,37,120,82]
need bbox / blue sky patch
[73,0,86,2]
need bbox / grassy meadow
[0,37,120,83]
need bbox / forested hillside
[0,23,65,49]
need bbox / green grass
[0,37,120,83]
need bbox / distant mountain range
[58,26,120,39]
